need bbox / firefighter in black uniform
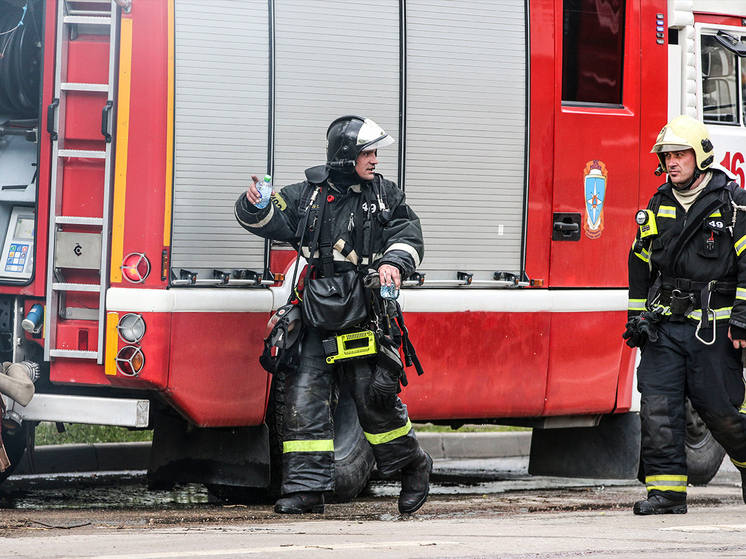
[626,114,746,515]
[235,116,431,515]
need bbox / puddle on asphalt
[0,471,211,510]
[0,464,639,511]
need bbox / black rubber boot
[398,451,432,514]
[633,494,687,515]
[738,467,746,505]
[274,492,324,514]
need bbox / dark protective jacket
[235,172,424,278]
[628,169,746,329]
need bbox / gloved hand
[622,310,662,348]
[367,366,401,409]
[729,325,746,350]
[730,325,746,341]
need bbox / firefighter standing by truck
[625,115,746,515]
[235,115,431,515]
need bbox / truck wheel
[636,399,725,486]
[0,423,31,483]
[210,369,375,504]
[266,369,375,504]
[685,400,726,486]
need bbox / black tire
[267,368,375,504]
[0,422,31,483]
[636,399,725,486]
[209,369,375,504]
[685,400,726,486]
[324,376,375,503]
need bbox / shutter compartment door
[272,1,400,187]
[404,0,528,282]
[171,1,269,277]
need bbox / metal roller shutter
[172,0,269,276]
[273,0,400,187]
[404,0,527,282]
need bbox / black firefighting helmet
[325,115,395,174]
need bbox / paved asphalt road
[2,432,745,559]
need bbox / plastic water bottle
[380,283,400,300]
[255,174,273,209]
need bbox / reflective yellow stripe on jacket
[736,234,746,256]
[658,206,676,219]
[645,474,687,493]
[687,307,732,322]
[628,299,646,313]
[633,243,650,263]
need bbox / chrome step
[63,15,111,26]
[58,149,106,159]
[56,216,104,226]
[49,349,100,360]
[52,282,102,293]
[61,82,109,92]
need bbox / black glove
[366,366,401,409]
[622,310,662,348]
[730,325,746,342]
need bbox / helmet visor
[357,118,395,152]
[651,143,691,154]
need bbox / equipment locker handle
[102,100,114,143]
[47,98,59,141]
[553,222,580,232]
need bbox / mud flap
[0,398,10,471]
[528,412,641,479]
[147,412,270,488]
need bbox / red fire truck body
[1,0,746,489]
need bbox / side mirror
[714,30,746,57]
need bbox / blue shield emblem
[583,161,607,239]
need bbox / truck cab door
[543,0,667,416]
[549,0,645,288]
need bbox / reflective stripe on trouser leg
[365,419,413,445]
[283,440,334,453]
[645,474,687,494]
[281,332,336,495]
[343,358,422,478]
[637,322,688,501]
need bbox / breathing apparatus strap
[318,187,335,278]
[393,301,424,377]
[303,185,334,279]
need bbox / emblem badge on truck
[583,160,607,240]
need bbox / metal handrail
[113,0,131,13]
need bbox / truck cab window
[742,41,746,126]
[561,0,626,106]
[701,35,739,124]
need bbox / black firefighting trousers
[281,327,423,495]
[637,320,746,501]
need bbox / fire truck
[0,0,745,500]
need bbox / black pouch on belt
[302,270,369,331]
[668,290,696,321]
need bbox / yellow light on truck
[116,345,145,376]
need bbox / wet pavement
[0,456,740,521]
[1,457,745,559]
